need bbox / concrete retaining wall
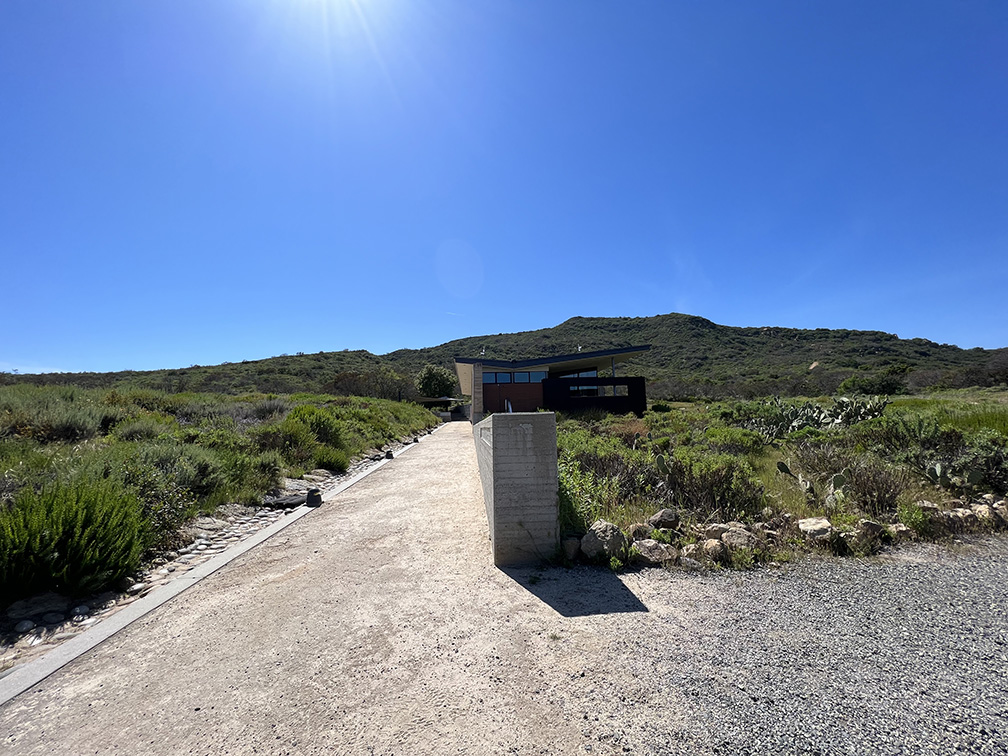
[474,412,558,566]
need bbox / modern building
[454,345,650,422]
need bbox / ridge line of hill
[4,313,1006,400]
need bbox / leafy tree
[414,365,456,398]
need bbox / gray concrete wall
[474,412,558,566]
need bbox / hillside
[5,313,1007,399]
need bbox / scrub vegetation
[558,390,1008,565]
[5,313,1007,400]
[0,386,438,604]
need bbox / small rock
[648,508,680,530]
[857,519,887,538]
[41,612,65,625]
[628,523,653,541]
[679,557,704,572]
[721,527,756,550]
[702,539,726,562]
[633,539,679,566]
[561,536,581,561]
[71,605,90,616]
[681,543,701,560]
[580,520,628,560]
[704,523,730,540]
[972,504,994,524]
[126,583,146,595]
[14,620,35,633]
[798,517,833,538]
[886,523,913,540]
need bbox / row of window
[482,369,598,385]
[482,371,548,384]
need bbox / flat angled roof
[454,345,650,392]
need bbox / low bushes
[0,386,439,603]
[0,481,143,603]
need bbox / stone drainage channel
[0,433,432,702]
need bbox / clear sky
[2,1,1006,373]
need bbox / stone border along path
[0,428,437,707]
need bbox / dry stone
[628,522,653,541]
[581,520,627,560]
[561,537,581,561]
[648,508,680,530]
[633,539,679,566]
[703,538,726,562]
[704,523,730,540]
[721,527,756,550]
[798,517,833,538]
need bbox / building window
[530,371,547,382]
[513,372,529,383]
[482,372,496,384]
[496,372,512,384]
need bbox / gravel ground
[536,536,1008,755]
[2,422,1006,755]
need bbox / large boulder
[633,539,679,566]
[648,508,680,530]
[581,520,628,560]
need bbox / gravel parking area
[1,423,1005,755]
[537,536,1008,755]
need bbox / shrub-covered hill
[4,313,1007,399]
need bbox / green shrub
[704,426,765,454]
[120,460,197,552]
[250,417,317,470]
[662,446,765,522]
[897,501,930,537]
[252,397,291,420]
[845,458,911,518]
[113,413,179,442]
[289,404,345,449]
[0,481,143,602]
[312,445,349,473]
[135,443,230,505]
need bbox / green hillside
[5,313,1007,399]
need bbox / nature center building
[454,345,650,423]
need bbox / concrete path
[0,422,617,754]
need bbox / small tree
[414,365,456,398]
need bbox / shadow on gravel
[501,567,649,617]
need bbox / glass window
[496,372,511,384]
[482,372,496,384]
[530,371,547,383]
[513,372,529,383]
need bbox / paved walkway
[0,423,598,754]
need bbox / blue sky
[2,1,1006,373]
